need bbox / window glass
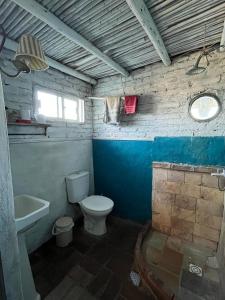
[36,89,85,122]
[64,98,78,120]
[37,91,58,118]
[58,96,63,118]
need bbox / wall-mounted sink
[14,194,49,232]
[14,194,49,300]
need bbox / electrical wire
[0,66,21,77]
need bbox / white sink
[14,194,49,300]
[14,194,49,232]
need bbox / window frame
[33,86,85,123]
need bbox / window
[35,89,85,122]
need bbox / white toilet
[66,171,114,236]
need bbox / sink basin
[14,194,49,232]
[14,194,49,300]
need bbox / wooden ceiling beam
[4,38,97,85]
[125,0,171,66]
[11,0,129,77]
[220,20,225,51]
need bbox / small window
[35,89,85,122]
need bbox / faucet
[211,169,225,177]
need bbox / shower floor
[141,228,221,299]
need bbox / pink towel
[124,96,138,114]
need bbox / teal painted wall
[93,137,225,223]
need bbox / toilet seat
[80,195,114,212]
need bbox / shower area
[135,162,225,300]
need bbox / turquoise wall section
[93,137,225,223]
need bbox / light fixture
[0,24,48,78]
[186,43,223,76]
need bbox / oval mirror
[189,93,221,122]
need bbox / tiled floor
[142,229,221,299]
[30,217,154,300]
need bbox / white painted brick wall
[93,51,225,140]
[1,49,93,142]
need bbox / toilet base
[84,214,107,236]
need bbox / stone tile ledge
[152,162,224,174]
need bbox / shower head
[186,53,206,76]
[186,65,206,75]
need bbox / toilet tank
[66,171,89,203]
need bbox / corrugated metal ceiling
[1,0,225,79]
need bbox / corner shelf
[7,122,51,136]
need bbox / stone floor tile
[160,246,183,275]
[68,265,93,287]
[143,230,167,251]
[166,236,182,253]
[47,249,83,284]
[44,276,74,300]
[79,254,102,275]
[106,251,133,282]
[86,240,116,265]
[148,263,180,294]
[178,287,205,300]
[37,262,65,288]
[206,256,219,269]
[87,267,112,297]
[182,242,212,261]
[29,252,48,276]
[100,273,121,300]
[72,227,98,254]
[204,268,220,283]
[104,218,141,253]
[144,245,163,266]
[182,253,206,271]
[181,270,219,298]
[181,270,204,295]
[34,274,53,298]
[121,280,154,300]
[64,286,97,300]
[116,296,127,300]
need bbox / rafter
[4,38,97,85]
[11,0,129,77]
[125,0,171,66]
[220,20,225,51]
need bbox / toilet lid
[81,196,114,212]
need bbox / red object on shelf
[16,119,32,124]
[124,95,138,114]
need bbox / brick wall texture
[152,162,224,251]
[93,50,225,140]
[2,49,93,141]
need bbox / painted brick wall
[152,162,223,251]
[2,49,93,141]
[1,49,94,252]
[92,50,225,224]
[93,50,225,140]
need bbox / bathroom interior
[0,1,225,300]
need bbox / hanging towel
[104,96,121,125]
[124,95,138,114]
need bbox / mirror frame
[188,92,222,122]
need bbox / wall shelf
[7,122,51,136]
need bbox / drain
[189,263,203,277]
[130,271,141,286]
